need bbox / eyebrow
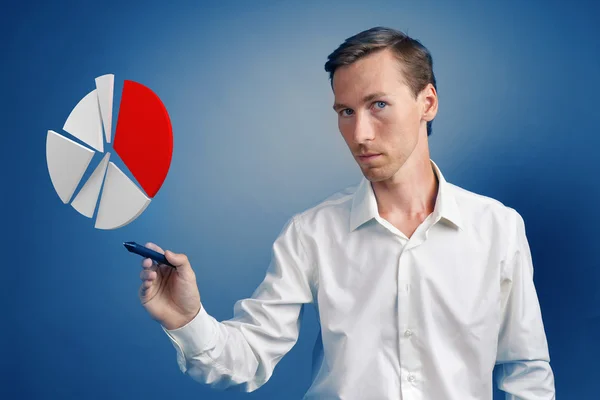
[332,92,388,111]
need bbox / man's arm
[495,208,555,399]
[162,215,316,392]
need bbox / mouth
[357,153,382,161]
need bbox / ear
[420,83,438,122]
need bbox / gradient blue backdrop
[4,0,600,398]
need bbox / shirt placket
[397,233,426,400]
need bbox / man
[138,27,555,399]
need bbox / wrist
[162,304,202,330]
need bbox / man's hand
[139,243,202,330]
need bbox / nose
[351,114,375,144]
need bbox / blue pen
[123,241,176,268]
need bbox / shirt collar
[349,159,463,232]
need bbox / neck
[371,133,438,219]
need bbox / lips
[357,153,381,161]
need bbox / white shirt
[162,159,555,399]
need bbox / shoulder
[447,182,523,232]
[448,182,529,270]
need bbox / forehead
[332,49,408,97]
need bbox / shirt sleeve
[495,208,556,399]
[161,215,316,392]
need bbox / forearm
[162,216,314,391]
[163,290,307,392]
[162,304,263,392]
[496,209,556,399]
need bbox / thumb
[164,250,194,275]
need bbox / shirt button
[408,374,415,382]
[404,329,412,337]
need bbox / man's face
[332,49,435,183]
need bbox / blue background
[3,0,599,398]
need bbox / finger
[141,257,158,271]
[139,281,153,297]
[140,269,157,281]
[141,280,153,289]
[164,250,194,276]
[145,242,165,254]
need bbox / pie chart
[46,74,173,230]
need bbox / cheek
[377,115,415,153]
[379,107,418,136]
[338,119,354,141]
[374,113,401,139]
[404,105,422,128]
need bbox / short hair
[324,27,437,136]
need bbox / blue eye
[374,101,387,109]
[341,109,354,116]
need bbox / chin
[360,160,404,183]
[360,167,394,183]
[365,174,394,183]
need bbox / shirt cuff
[161,304,219,357]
